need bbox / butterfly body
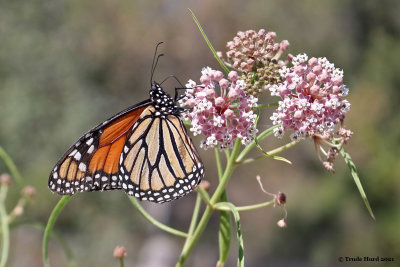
[49,83,204,203]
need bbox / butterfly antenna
[150,42,164,85]
[160,75,185,88]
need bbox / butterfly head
[150,82,179,116]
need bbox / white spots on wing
[78,163,87,172]
[86,138,94,146]
[101,176,108,182]
[124,146,129,153]
[69,149,77,157]
[87,145,95,154]
[74,152,81,161]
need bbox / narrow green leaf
[253,109,291,164]
[338,146,375,220]
[214,202,244,267]
[188,9,229,74]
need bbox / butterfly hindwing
[119,107,204,203]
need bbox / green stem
[215,149,231,266]
[0,186,9,267]
[128,196,188,238]
[119,258,125,267]
[215,148,223,179]
[0,146,23,187]
[43,196,72,267]
[181,193,202,254]
[176,139,242,267]
[215,200,275,212]
[257,103,279,109]
[187,194,202,237]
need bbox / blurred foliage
[0,0,399,266]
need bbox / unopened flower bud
[219,79,229,90]
[214,97,225,107]
[199,180,210,192]
[23,186,37,198]
[228,71,238,82]
[113,246,127,259]
[0,174,12,186]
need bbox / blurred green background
[0,0,399,266]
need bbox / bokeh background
[0,0,399,266]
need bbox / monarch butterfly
[48,47,204,203]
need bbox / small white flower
[292,53,309,65]
[213,116,224,127]
[273,126,285,138]
[279,66,289,77]
[341,100,351,112]
[201,66,213,76]
[185,79,197,88]
[339,85,349,97]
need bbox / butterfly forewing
[49,103,150,195]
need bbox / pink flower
[180,67,258,150]
[269,54,351,141]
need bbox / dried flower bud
[275,192,286,206]
[113,246,127,259]
[323,161,335,173]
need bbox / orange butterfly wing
[49,103,149,194]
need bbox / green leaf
[338,145,375,220]
[188,9,229,74]
[214,202,244,267]
[253,109,291,164]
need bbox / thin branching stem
[128,196,188,238]
[0,146,23,187]
[176,139,241,267]
[43,196,72,267]
[0,186,9,267]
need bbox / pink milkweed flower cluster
[222,29,289,72]
[218,29,290,96]
[180,67,258,150]
[269,54,351,141]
